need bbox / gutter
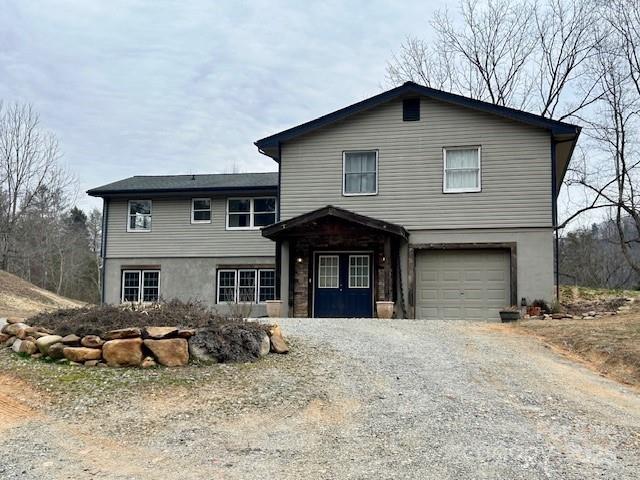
[551,139,560,302]
[87,184,278,198]
[100,198,109,305]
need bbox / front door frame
[311,249,375,318]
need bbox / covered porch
[262,206,409,318]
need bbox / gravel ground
[1,318,639,479]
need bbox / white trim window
[317,255,339,288]
[343,151,378,196]
[191,198,211,223]
[443,146,481,193]
[226,197,276,229]
[127,200,152,232]
[121,270,160,303]
[348,255,370,288]
[217,268,276,303]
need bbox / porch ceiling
[261,205,409,241]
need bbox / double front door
[313,252,373,318]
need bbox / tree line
[0,102,101,303]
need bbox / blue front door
[314,252,373,318]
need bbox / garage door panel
[415,249,510,321]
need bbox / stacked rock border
[0,317,289,368]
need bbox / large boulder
[47,342,66,360]
[12,339,37,355]
[143,326,178,339]
[0,317,7,331]
[0,333,10,343]
[61,334,81,346]
[81,335,104,348]
[7,317,25,324]
[36,335,64,355]
[103,327,141,340]
[143,338,188,367]
[63,347,102,363]
[267,325,289,354]
[102,338,144,367]
[3,323,30,339]
[177,329,196,338]
[188,341,217,364]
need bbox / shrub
[531,299,551,314]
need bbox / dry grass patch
[515,314,640,386]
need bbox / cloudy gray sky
[0,0,446,210]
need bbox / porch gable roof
[261,205,409,241]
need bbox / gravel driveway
[1,319,639,479]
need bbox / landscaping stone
[61,334,81,346]
[3,323,30,339]
[0,333,10,343]
[23,336,37,343]
[267,324,289,354]
[143,338,188,367]
[5,336,17,347]
[102,337,144,367]
[81,335,104,348]
[84,360,100,367]
[0,317,7,331]
[7,316,25,324]
[63,347,102,363]
[36,335,63,355]
[103,327,142,340]
[47,342,66,360]
[259,333,270,357]
[177,329,196,338]
[143,326,178,339]
[29,331,49,339]
[141,356,156,368]
[31,353,43,359]
[12,339,37,355]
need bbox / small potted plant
[499,305,521,322]
[376,301,395,319]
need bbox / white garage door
[415,249,511,320]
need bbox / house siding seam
[105,197,275,258]
[279,97,552,230]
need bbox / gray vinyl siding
[280,97,552,229]
[105,197,275,258]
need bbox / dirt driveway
[1,318,639,479]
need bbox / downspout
[551,140,559,302]
[100,197,109,305]
[275,142,282,300]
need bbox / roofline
[87,184,278,198]
[262,205,409,240]
[255,81,580,160]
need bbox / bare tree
[0,102,73,270]
[387,0,601,119]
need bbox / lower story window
[217,268,275,303]
[121,270,160,303]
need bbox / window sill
[442,188,482,194]
[126,229,152,233]
[342,191,378,197]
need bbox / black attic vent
[403,98,420,121]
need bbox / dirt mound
[0,270,83,318]
[190,321,269,363]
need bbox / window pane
[229,213,251,227]
[254,198,275,213]
[349,256,370,288]
[254,213,275,226]
[238,270,256,302]
[446,170,478,190]
[130,214,151,230]
[361,173,376,193]
[129,200,151,215]
[259,270,276,302]
[446,148,478,169]
[229,199,250,212]
[142,271,160,302]
[193,199,210,210]
[345,155,362,173]
[318,256,339,288]
[218,271,236,302]
[123,271,140,302]
[345,173,361,193]
[363,154,376,172]
[193,210,211,221]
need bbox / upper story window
[127,200,152,232]
[191,198,211,223]
[443,146,481,193]
[226,197,276,229]
[343,151,378,196]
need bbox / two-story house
[89,81,580,320]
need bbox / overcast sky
[0,0,446,210]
